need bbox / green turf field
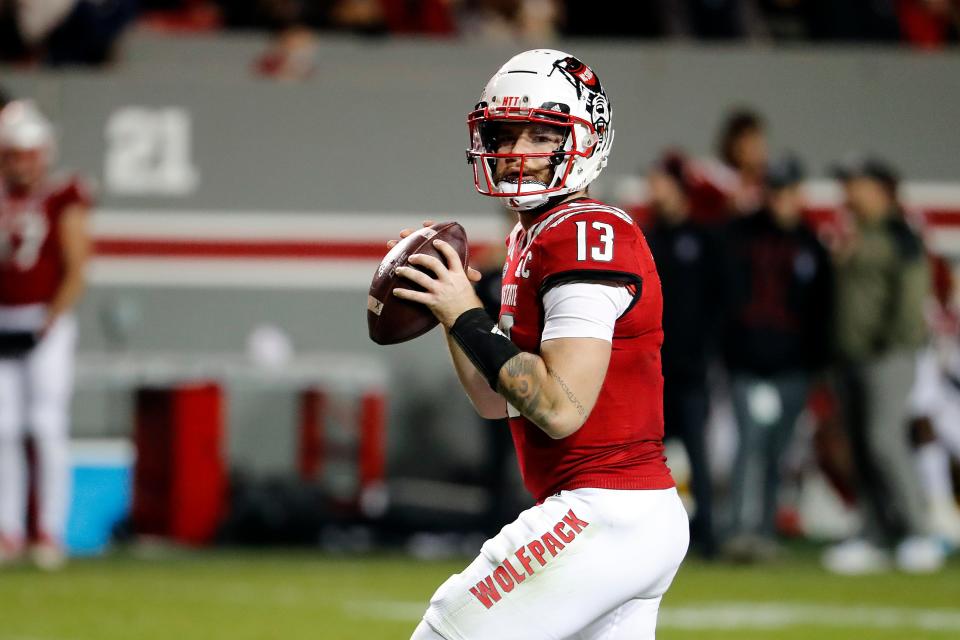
[1,547,958,640]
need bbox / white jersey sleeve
[540,282,633,343]
[910,347,942,416]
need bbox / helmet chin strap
[498,179,568,212]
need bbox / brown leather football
[368,222,470,345]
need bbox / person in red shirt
[389,50,688,640]
[0,100,92,570]
[695,108,770,221]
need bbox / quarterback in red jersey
[391,50,688,640]
[0,101,92,570]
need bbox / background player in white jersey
[0,100,92,569]
[389,50,688,639]
[909,257,960,545]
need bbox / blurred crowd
[0,0,957,68]
[626,108,960,574]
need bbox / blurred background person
[253,25,319,80]
[644,149,723,558]
[805,0,901,41]
[659,0,767,39]
[459,0,562,40]
[720,154,834,562]
[563,1,665,38]
[138,0,223,32]
[896,0,960,49]
[823,155,941,574]
[907,255,960,547]
[0,0,136,66]
[0,101,92,569]
[688,107,770,226]
[220,0,457,36]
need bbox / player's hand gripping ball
[368,221,478,344]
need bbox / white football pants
[418,487,689,640]
[910,346,960,504]
[0,305,77,544]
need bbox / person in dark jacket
[823,155,942,574]
[721,154,834,561]
[645,150,723,557]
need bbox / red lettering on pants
[541,531,565,556]
[515,546,535,575]
[554,521,575,543]
[528,539,547,566]
[469,576,502,609]
[562,510,590,534]
[503,558,526,584]
[493,566,515,592]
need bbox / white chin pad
[497,179,552,211]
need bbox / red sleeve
[533,209,645,294]
[46,176,94,227]
[65,176,94,209]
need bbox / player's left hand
[393,238,484,329]
[387,221,484,283]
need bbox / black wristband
[449,308,521,390]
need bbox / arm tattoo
[496,354,587,429]
[497,353,554,428]
[548,366,586,417]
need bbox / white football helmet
[467,49,614,211]
[0,100,56,155]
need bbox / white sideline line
[0,636,78,640]
[659,603,960,631]
[343,600,960,631]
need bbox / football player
[0,101,92,569]
[389,50,688,639]
[909,257,960,545]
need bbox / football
[367,222,470,345]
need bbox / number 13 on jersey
[576,220,614,262]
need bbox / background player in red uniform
[0,100,92,569]
[390,49,688,640]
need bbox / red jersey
[0,175,91,306]
[499,197,674,502]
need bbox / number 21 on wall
[576,220,614,262]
